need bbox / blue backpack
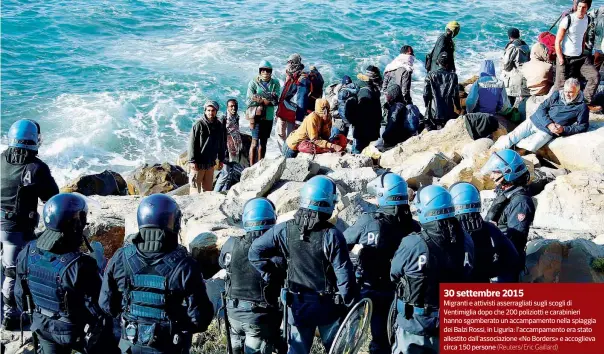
[337,84,359,125]
[404,104,422,136]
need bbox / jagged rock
[461,138,493,161]
[328,167,378,194]
[380,118,474,169]
[222,157,286,222]
[61,170,128,196]
[528,228,597,242]
[176,151,189,171]
[267,181,305,215]
[439,159,475,189]
[536,121,604,172]
[594,234,604,245]
[126,163,188,196]
[533,171,604,233]
[331,192,378,232]
[522,239,604,283]
[187,232,230,279]
[166,183,190,196]
[527,167,568,196]
[281,158,320,182]
[391,152,457,189]
[522,154,541,168]
[297,153,373,172]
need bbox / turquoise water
[2,0,569,185]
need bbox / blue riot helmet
[242,197,277,232]
[8,119,39,151]
[415,185,455,224]
[449,182,481,216]
[37,193,89,250]
[481,149,528,183]
[375,172,408,206]
[299,175,338,214]
[137,194,182,235]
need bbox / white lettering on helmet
[418,255,427,270]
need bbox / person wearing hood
[390,185,474,354]
[380,83,419,149]
[248,176,357,354]
[188,100,227,194]
[423,52,461,130]
[426,21,460,73]
[1,119,59,330]
[215,99,244,192]
[501,28,530,105]
[100,194,214,354]
[15,193,109,354]
[521,43,555,119]
[353,65,383,154]
[466,60,511,115]
[449,182,521,283]
[344,173,420,354]
[493,78,589,152]
[276,54,311,153]
[246,60,281,165]
[382,45,415,106]
[283,99,345,158]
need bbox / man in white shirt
[555,0,601,112]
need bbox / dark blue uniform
[467,222,520,283]
[99,236,214,354]
[248,220,356,354]
[390,226,474,354]
[219,235,284,354]
[343,211,420,354]
[486,186,535,270]
[15,240,102,354]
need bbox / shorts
[251,120,273,142]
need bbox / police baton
[220,291,234,354]
[26,295,39,353]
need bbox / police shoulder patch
[517,213,526,222]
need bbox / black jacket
[353,82,382,142]
[423,68,460,125]
[427,33,456,73]
[187,116,227,170]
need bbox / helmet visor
[480,152,511,177]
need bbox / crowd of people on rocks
[1,1,603,354]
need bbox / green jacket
[246,77,281,121]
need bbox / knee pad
[3,267,16,279]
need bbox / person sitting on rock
[465,60,511,116]
[493,77,589,152]
[423,52,461,130]
[521,43,555,119]
[381,83,420,150]
[215,99,244,193]
[283,99,346,158]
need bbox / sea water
[1,0,570,186]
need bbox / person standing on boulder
[344,173,420,354]
[215,99,244,192]
[248,176,357,354]
[353,65,383,154]
[187,100,226,194]
[1,119,59,330]
[99,194,214,354]
[450,182,521,282]
[481,149,535,273]
[554,0,601,112]
[501,28,530,106]
[425,21,460,73]
[246,60,280,165]
[219,198,284,354]
[423,52,461,130]
[382,45,415,106]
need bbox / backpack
[404,104,422,136]
[537,32,557,62]
[337,85,359,125]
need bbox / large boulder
[522,239,604,283]
[126,163,188,196]
[281,158,320,182]
[327,167,378,194]
[267,181,305,215]
[380,118,474,169]
[297,153,373,172]
[461,138,493,161]
[222,157,286,222]
[392,152,457,189]
[61,170,128,196]
[536,121,604,172]
[331,192,378,233]
[533,171,604,233]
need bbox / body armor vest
[286,220,337,294]
[26,241,82,320]
[227,236,266,304]
[0,152,40,228]
[357,213,399,289]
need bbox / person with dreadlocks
[219,198,284,354]
[390,185,474,354]
[481,149,535,272]
[1,119,59,330]
[248,176,356,354]
[450,182,521,283]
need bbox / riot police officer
[343,173,419,354]
[390,185,474,354]
[99,194,214,354]
[14,193,103,354]
[450,182,521,282]
[1,119,59,329]
[248,176,356,354]
[219,197,283,354]
[481,149,535,271]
